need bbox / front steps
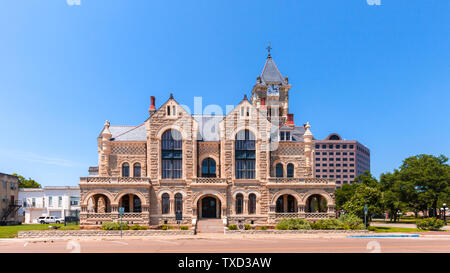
[196,219,224,233]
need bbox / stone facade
[79,54,336,227]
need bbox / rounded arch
[230,125,261,142]
[193,190,226,206]
[325,133,342,141]
[81,190,114,206]
[173,190,187,198]
[156,125,189,140]
[232,191,248,199]
[301,190,334,206]
[114,189,148,206]
[157,190,173,199]
[270,189,302,205]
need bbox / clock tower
[250,49,292,125]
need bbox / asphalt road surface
[1,235,449,253]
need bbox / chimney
[286,113,295,127]
[261,97,265,106]
[149,96,156,116]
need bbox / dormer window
[280,131,291,141]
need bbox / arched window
[201,158,216,177]
[287,163,294,178]
[248,193,256,214]
[122,163,130,177]
[235,130,255,179]
[275,163,283,177]
[161,193,170,214]
[235,193,243,214]
[133,163,141,178]
[175,193,183,214]
[161,129,182,179]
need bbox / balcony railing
[268,178,334,184]
[191,178,227,184]
[80,177,151,184]
[272,212,333,219]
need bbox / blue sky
[0,0,449,186]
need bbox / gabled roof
[261,56,286,85]
[109,124,146,141]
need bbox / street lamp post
[442,203,447,225]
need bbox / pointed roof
[261,56,285,85]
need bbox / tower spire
[266,42,272,58]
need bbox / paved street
[1,234,449,253]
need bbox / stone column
[129,194,134,213]
[244,198,248,215]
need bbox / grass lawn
[0,224,80,238]
[368,226,425,233]
[371,218,419,224]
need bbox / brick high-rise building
[313,134,370,188]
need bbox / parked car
[38,216,64,224]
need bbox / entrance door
[201,197,217,218]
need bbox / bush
[180,225,189,230]
[276,218,311,230]
[244,224,251,230]
[338,214,364,230]
[130,224,148,230]
[311,219,345,230]
[260,226,268,230]
[228,224,237,230]
[101,222,129,230]
[416,218,444,231]
[160,225,174,230]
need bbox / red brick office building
[313,134,370,188]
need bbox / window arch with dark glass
[235,130,255,179]
[248,193,256,214]
[133,163,141,177]
[161,129,182,179]
[122,163,130,177]
[161,193,170,214]
[235,193,243,214]
[201,158,216,177]
[275,163,283,177]
[287,163,294,178]
[175,193,183,214]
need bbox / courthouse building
[79,53,337,226]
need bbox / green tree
[338,172,383,220]
[397,154,450,218]
[379,171,408,222]
[12,173,41,188]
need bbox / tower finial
[266,42,272,58]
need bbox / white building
[18,186,80,224]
